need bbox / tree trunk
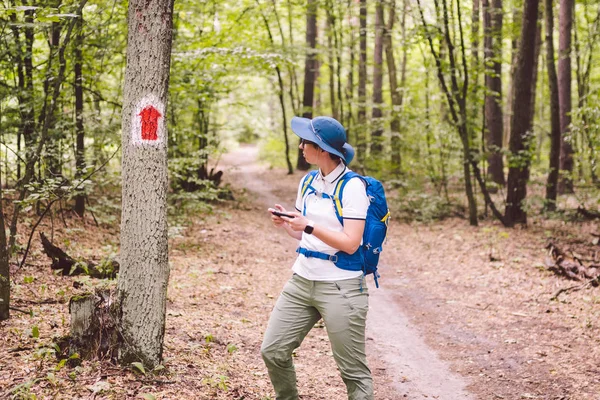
[45,21,63,178]
[74,13,85,217]
[505,0,540,226]
[483,0,505,185]
[326,3,338,120]
[286,0,301,114]
[371,0,385,158]
[345,0,356,139]
[0,176,9,321]
[297,0,317,171]
[503,4,523,149]
[333,1,344,126]
[23,9,35,165]
[117,0,174,369]
[385,0,406,175]
[357,0,368,163]
[544,0,561,209]
[530,19,543,119]
[558,0,574,193]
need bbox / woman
[261,116,373,400]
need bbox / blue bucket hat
[291,116,355,165]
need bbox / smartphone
[271,210,295,219]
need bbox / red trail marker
[138,105,162,141]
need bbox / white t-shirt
[292,162,369,281]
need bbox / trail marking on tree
[131,94,165,146]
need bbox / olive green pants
[261,273,373,400]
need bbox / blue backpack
[297,170,390,288]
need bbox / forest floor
[1,144,600,400]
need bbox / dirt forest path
[2,144,598,399]
[211,145,600,400]
[217,145,474,399]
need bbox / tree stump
[67,289,118,360]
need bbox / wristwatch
[304,220,315,234]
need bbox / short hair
[328,153,342,163]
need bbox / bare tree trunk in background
[558,0,574,193]
[286,0,301,114]
[483,0,505,185]
[297,0,317,171]
[0,175,8,321]
[45,20,63,178]
[385,0,406,175]
[326,2,338,120]
[371,0,385,159]
[505,0,540,226]
[345,0,356,138]
[530,19,542,121]
[544,0,561,209]
[503,3,522,148]
[357,0,368,164]
[117,0,174,368]
[333,1,344,126]
[74,12,85,216]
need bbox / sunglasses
[300,139,317,147]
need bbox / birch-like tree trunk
[117,0,174,368]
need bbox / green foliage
[202,375,229,391]
[131,362,146,375]
[8,378,39,400]
[170,152,222,192]
[30,325,39,339]
[259,136,290,168]
[226,343,238,354]
[392,192,458,223]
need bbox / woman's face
[299,139,321,164]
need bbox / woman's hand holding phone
[268,205,295,227]
[268,205,306,240]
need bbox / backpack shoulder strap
[301,170,319,198]
[300,170,319,216]
[331,171,363,224]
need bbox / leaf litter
[1,154,599,399]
